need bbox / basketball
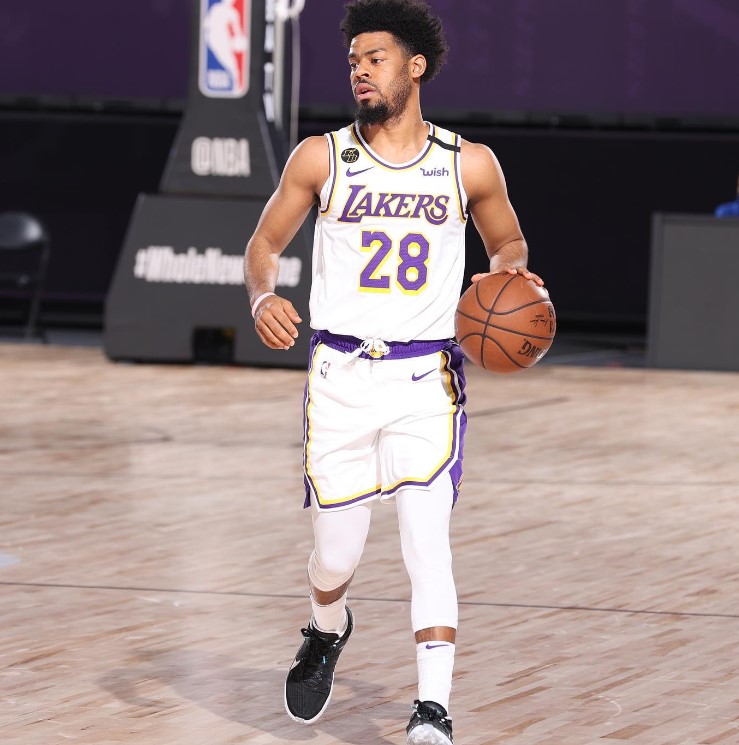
[455,273,556,373]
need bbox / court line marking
[1,581,737,620]
[469,397,569,418]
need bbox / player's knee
[401,527,452,581]
[309,548,360,590]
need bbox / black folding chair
[0,212,51,340]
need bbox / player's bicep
[462,142,524,256]
[253,137,328,253]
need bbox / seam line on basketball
[480,333,526,368]
[486,298,553,316]
[455,312,555,341]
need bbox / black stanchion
[105,0,309,366]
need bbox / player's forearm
[244,234,281,306]
[487,238,528,272]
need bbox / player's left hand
[471,266,545,286]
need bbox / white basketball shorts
[303,331,467,511]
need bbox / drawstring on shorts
[339,337,390,365]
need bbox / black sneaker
[283,607,354,724]
[406,699,454,744]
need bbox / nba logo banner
[200,0,251,98]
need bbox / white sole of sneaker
[283,681,333,725]
[407,722,453,745]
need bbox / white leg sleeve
[308,501,373,591]
[396,478,458,632]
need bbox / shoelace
[300,628,340,690]
[339,337,390,366]
[412,702,451,728]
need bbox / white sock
[416,641,455,712]
[311,592,348,636]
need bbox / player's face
[348,32,414,126]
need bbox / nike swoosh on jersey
[411,369,436,382]
[346,166,375,177]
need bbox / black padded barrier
[647,214,739,372]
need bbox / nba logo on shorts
[200,0,251,98]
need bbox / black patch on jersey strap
[427,135,460,152]
[341,148,360,163]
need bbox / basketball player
[244,1,543,742]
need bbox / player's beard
[355,71,413,126]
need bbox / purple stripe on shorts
[317,331,452,360]
[447,344,467,504]
[382,344,467,505]
[303,334,321,508]
[316,485,383,510]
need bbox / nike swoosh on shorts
[411,369,436,382]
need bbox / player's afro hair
[340,0,449,83]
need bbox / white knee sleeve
[308,502,373,591]
[397,478,458,632]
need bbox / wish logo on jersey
[199,0,250,98]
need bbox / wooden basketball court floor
[2,342,738,745]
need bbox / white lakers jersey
[310,122,468,342]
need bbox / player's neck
[357,108,428,164]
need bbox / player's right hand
[253,295,302,350]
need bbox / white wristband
[251,291,276,318]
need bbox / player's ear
[410,54,426,81]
